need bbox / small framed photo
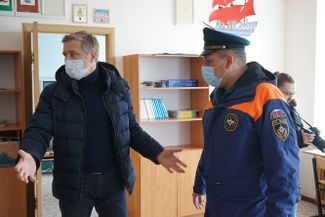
[16,0,40,13]
[42,0,65,18]
[93,9,110,24]
[0,0,14,16]
[72,4,87,23]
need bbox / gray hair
[217,49,247,65]
[62,31,99,60]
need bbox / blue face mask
[201,58,227,87]
[202,66,222,87]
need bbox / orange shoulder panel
[205,101,213,110]
[229,83,286,121]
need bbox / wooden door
[178,148,204,217]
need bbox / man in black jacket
[14,31,186,217]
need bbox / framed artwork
[0,0,13,11]
[42,0,65,18]
[72,4,87,23]
[93,9,110,24]
[16,0,40,13]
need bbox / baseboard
[301,195,316,204]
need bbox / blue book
[164,79,198,87]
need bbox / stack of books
[168,109,198,119]
[140,99,169,120]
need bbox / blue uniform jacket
[193,62,300,217]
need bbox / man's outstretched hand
[14,149,37,184]
[157,148,187,173]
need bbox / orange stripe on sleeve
[229,83,287,121]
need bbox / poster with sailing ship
[208,0,257,36]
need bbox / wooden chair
[313,156,325,216]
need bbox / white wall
[285,0,318,199]
[0,0,285,72]
[315,0,325,133]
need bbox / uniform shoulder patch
[270,109,289,141]
[224,113,238,132]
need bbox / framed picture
[16,0,40,13]
[0,0,13,11]
[93,9,110,24]
[42,0,65,18]
[0,0,14,16]
[72,4,87,23]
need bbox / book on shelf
[163,79,198,87]
[168,109,198,119]
[140,99,169,120]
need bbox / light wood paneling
[141,157,178,217]
[178,149,204,217]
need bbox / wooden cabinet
[123,54,208,217]
[0,51,29,216]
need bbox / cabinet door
[178,149,204,217]
[140,157,178,217]
[0,168,28,217]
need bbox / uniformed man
[192,28,299,217]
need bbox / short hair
[62,31,99,60]
[216,49,247,65]
[273,72,295,87]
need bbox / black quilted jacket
[21,62,164,204]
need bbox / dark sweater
[77,68,117,173]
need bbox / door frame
[22,22,115,217]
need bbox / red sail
[212,0,235,7]
[209,0,256,25]
[240,0,255,18]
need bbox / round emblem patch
[224,113,238,132]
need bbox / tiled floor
[297,199,323,217]
[42,174,320,217]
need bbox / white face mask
[201,58,227,87]
[65,59,92,80]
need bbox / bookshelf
[0,50,28,216]
[0,51,25,132]
[124,54,208,217]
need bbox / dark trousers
[59,169,127,217]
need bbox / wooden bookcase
[0,50,28,216]
[124,54,209,217]
[0,51,25,132]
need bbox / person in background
[274,71,315,217]
[14,31,186,217]
[192,27,300,217]
[274,72,315,148]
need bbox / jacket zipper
[102,92,131,193]
[72,83,87,197]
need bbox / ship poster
[208,0,257,36]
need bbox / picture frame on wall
[42,0,65,18]
[0,0,14,16]
[93,9,110,24]
[72,4,87,23]
[16,0,40,14]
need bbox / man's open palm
[14,149,37,184]
[157,148,187,173]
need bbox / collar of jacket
[53,61,124,101]
[211,61,276,107]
